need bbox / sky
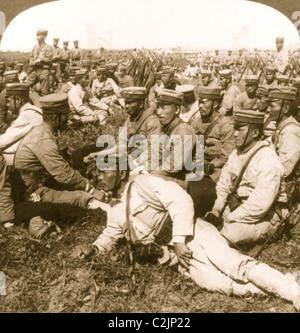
[0,0,299,51]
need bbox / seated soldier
[206,110,287,246]
[72,149,300,312]
[268,87,300,210]
[233,75,259,112]
[12,93,104,224]
[191,86,235,183]
[263,65,278,89]
[116,64,134,88]
[60,66,79,94]
[91,66,124,110]
[200,70,220,88]
[177,85,201,125]
[161,67,181,90]
[218,70,241,116]
[16,63,28,84]
[68,69,110,125]
[146,71,162,111]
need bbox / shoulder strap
[204,115,221,141]
[273,121,300,146]
[132,111,154,135]
[232,142,270,194]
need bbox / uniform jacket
[14,122,88,192]
[220,83,241,115]
[0,103,43,165]
[212,141,285,224]
[273,116,300,178]
[274,48,289,74]
[93,172,194,253]
[30,42,53,67]
[179,100,200,124]
[68,84,94,116]
[91,78,121,98]
[233,91,258,112]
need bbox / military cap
[92,60,99,65]
[277,74,289,83]
[276,37,284,42]
[82,60,91,68]
[219,69,232,78]
[98,57,106,63]
[37,29,48,35]
[106,63,117,70]
[161,66,176,75]
[155,71,162,79]
[97,66,107,74]
[201,70,213,77]
[39,93,69,114]
[119,64,127,71]
[268,87,297,101]
[292,77,300,87]
[156,88,184,106]
[75,69,88,78]
[63,41,68,45]
[256,85,269,97]
[244,75,259,85]
[69,66,80,76]
[265,65,277,73]
[234,110,265,125]
[53,37,59,42]
[176,84,195,99]
[3,70,19,83]
[121,87,147,101]
[198,86,222,100]
[6,83,29,97]
[73,40,79,43]
[0,61,5,69]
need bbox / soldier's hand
[71,244,97,259]
[173,243,192,270]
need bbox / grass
[0,52,299,313]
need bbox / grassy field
[0,52,299,313]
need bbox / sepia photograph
[0,0,300,317]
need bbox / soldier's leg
[25,70,38,88]
[191,218,300,306]
[0,155,15,226]
[37,68,50,96]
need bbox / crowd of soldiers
[1,29,300,311]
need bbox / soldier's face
[199,99,213,117]
[36,33,46,43]
[97,73,106,82]
[6,95,22,113]
[268,99,285,121]
[276,41,283,51]
[96,170,118,192]
[234,124,255,150]
[265,72,275,82]
[125,100,141,116]
[156,103,179,126]
[80,75,89,87]
[219,77,228,89]
[162,73,172,86]
[257,96,268,112]
[246,84,258,96]
[202,76,211,86]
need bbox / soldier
[263,65,278,89]
[106,63,119,85]
[116,64,134,88]
[152,88,196,189]
[0,70,19,124]
[206,110,287,246]
[268,87,300,208]
[212,49,221,73]
[91,66,123,110]
[147,71,162,111]
[49,63,59,93]
[218,69,241,116]
[60,66,79,94]
[26,29,53,96]
[274,37,289,75]
[61,41,70,82]
[13,93,103,217]
[16,63,28,84]
[70,40,83,67]
[177,84,200,124]
[200,70,220,88]
[191,86,235,183]
[233,75,259,112]
[72,152,300,312]
[52,37,63,82]
[161,67,180,90]
[223,50,235,70]
[68,69,110,125]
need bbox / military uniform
[14,93,94,209]
[70,40,83,67]
[219,70,241,116]
[274,37,289,74]
[233,75,259,112]
[210,111,286,245]
[52,38,63,81]
[26,29,53,96]
[177,85,201,124]
[89,170,300,310]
